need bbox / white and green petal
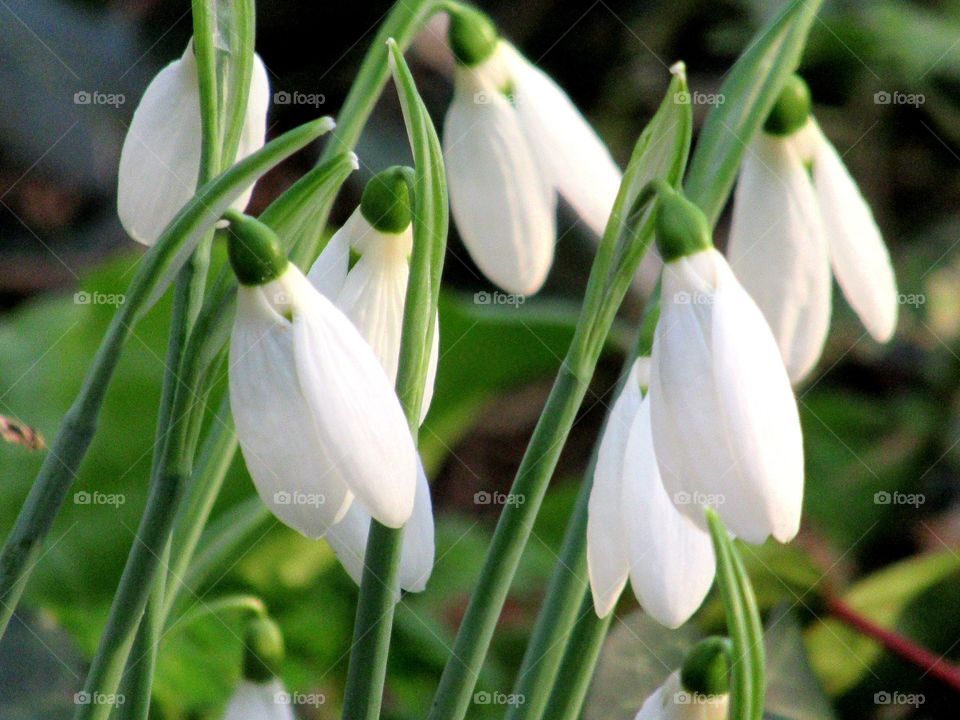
[308,210,440,419]
[288,268,418,528]
[230,265,418,535]
[230,276,353,538]
[587,360,643,618]
[634,672,729,720]
[650,249,804,544]
[223,679,295,720]
[118,42,269,245]
[444,53,556,295]
[326,457,435,593]
[622,392,715,629]
[504,43,621,236]
[727,132,831,383]
[808,120,898,342]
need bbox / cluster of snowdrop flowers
[588,186,804,626]
[633,637,731,720]
[225,204,433,594]
[727,75,898,383]
[305,166,437,592]
[442,6,622,294]
[117,40,270,245]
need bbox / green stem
[73,298,223,720]
[540,594,613,720]
[341,41,448,719]
[504,466,592,720]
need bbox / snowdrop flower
[307,167,437,592]
[587,357,715,627]
[727,75,897,382]
[226,211,417,538]
[634,639,730,720]
[649,188,804,545]
[224,617,294,720]
[308,167,440,418]
[118,40,270,245]
[443,6,621,294]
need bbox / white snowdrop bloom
[634,672,729,720]
[227,212,417,538]
[587,357,715,627]
[307,169,439,419]
[650,190,804,545]
[442,7,621,294]
[727,75,897,383]
[223,679,294,720]
[118,40,270,245]
[307,168,438,592]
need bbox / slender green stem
[341,42,448,720]
[505,461,593,720]
[540,594,613,720]
[426,198,656,719]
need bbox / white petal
[810,122,898,342]
[505,44,621,236]
[727,133,832,383]
[711,257,804,542]
[622,395,715,628]
[307,224,351,300]
[224,679,295,720]
[633,683,668,720]
[118,45,269,245]
[651,250,804,544]
[118,43,202,245]
[228,54,270,213]
[230,283,352,538]
[444,65,556,294]
[326,457,435,593]
[587,359,643,617]
[287,269,417,528]
[335,236,410,385]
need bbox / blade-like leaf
[388,37,449,430]
[707,509,766,720]
[685,0,824,226]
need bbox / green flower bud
[360,166,415,234]
[654,186,712,262]
[224,210,288,286]
[764,74,812,137]
[242,616,285,683]
[448,5,499,67]
[680,636,732,697]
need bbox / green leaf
[707,510,766,720]
[684,0,824,226]
[805,551,960,695]
[388,37,449,428]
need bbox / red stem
[826,596,960,693]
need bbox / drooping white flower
[227,213,417,538]
[650,244,804,545]
[727,76,897,383]
[307,207,439,419]
[587,358,716,627]
[306,168,437,592]
[634,672,729,720]
[118,40,270,245]
[442,8,621,294]
[223,679,294,720]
